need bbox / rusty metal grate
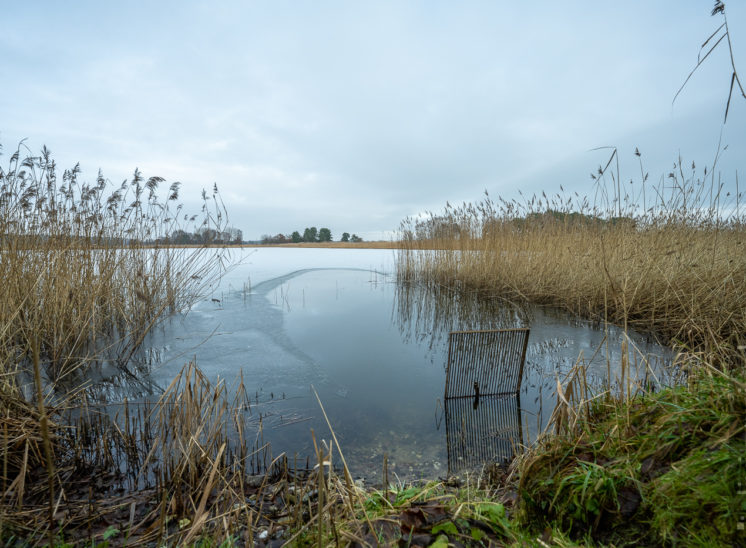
[444,328,530,399]
[444,393,523,475]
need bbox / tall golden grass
[0,142,233,542]
[0,142,230,390]
[397,149,745,369]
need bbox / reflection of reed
[445,394,522,475]
[395,282,528,356]
[46,344,163,404]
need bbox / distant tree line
[164,226,243,245]
[261,227,363,244]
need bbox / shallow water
[137,248,673,482]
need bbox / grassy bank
[517,365,744,545]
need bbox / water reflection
[396,281,677,448]
[73,254,677,482]
[396,282,527,357]
[444,394,523,476]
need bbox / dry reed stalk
[310,385,378,544]
[30,335,55,547]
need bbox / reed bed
[394,150,745,545]
[397,150,745,369]
[1,360,361,546]
[0,141,238,544]
[0,142,233,392]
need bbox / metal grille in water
[444,393,522,475]
[445,328,530,399]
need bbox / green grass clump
[319,480,599,547]
[648,444,743,545]
[516,369,745,545]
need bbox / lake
[134,247,673,483]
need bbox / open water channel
[134,248,673,483]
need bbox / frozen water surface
[141,248,673,482]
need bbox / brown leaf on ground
[412,502,451,525]
[399,507,426,534]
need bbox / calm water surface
[140,248,673,482]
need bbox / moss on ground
[516,370,745,546]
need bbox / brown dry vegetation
[0,143,238,545]
[0,144,232,390]
[398,150,746,369]
[395,149,746,545]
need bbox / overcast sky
[2,2,745,240]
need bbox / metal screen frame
[444,328,530,399]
